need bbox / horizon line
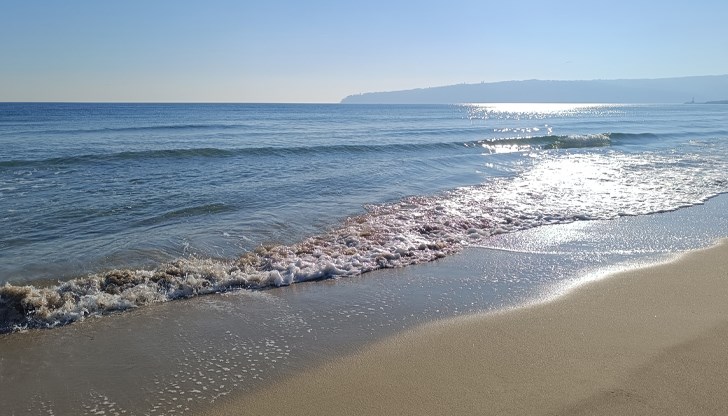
[4,74,727,105]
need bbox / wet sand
[208,239,728,416]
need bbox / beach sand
[207,239,728,416]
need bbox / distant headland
[341,75,728,104]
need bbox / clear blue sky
[1,0,726,102]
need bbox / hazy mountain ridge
[341,75,728,104]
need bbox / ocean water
[1,102,727,331]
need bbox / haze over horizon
[2,1,727,103]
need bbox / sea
[1,102,728,330]
[1,102,728,414]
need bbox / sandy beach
[208,239,728,416]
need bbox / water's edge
[2,194,727,415]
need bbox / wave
[475,132,659,152]
[0,142,465,169]
[0,132,658,169]
[0,194,472,332]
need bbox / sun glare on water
[463,103,620,120]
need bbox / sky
[1,0,727,103]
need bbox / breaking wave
[473,132,658,152]
[0,192,491,333]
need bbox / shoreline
[2,196,728,415]
[208,239,728,416]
